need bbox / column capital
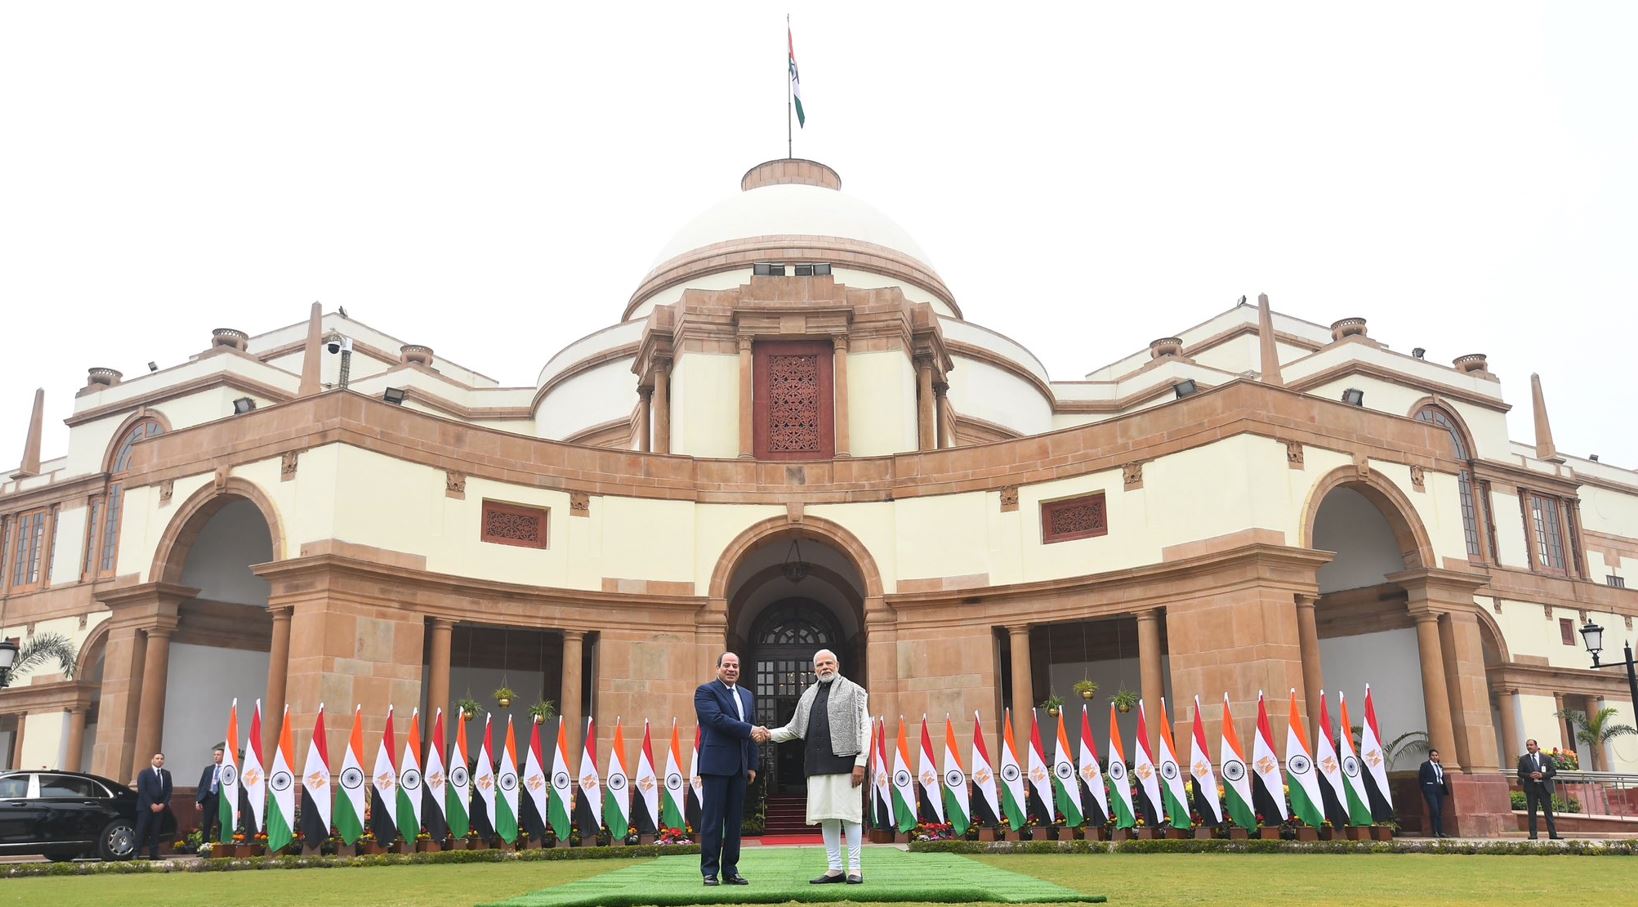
[1293,593,1318,610]
[430,616,456,630]
[269,605,294,622]
[1005,623,1032,637]
[832,334,849,353]
[144,623,177,640]
[562,628,587,643]
[738,335,754,353]
[638,384,654,399]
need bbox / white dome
[650,182,934,269]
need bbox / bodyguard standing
[195,743,225,843]
[1417,749,1451,837]
[693,652,758,887]
[1517,738,1562,840]
[135,752,173,859]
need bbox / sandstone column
[64,707,87,772]
[915,356,936,451]
[561,630,585,751]
[832,336,850,457]
[637,386,653,452]
[1007,625,1033,727]
[934,381,952,449]
[653,360,672,455]
[263,607,292,759]
[9,714,24,768]
[427,618,454,731]
[738,337,755,458]
[92,625,146,781]
[131,627,174,779]
[1294,595,1324,726]
[1412,611,1460,771]
[1592,696,1608,772]
[1496,688,1519,766]
[1553,692,1569,750]
[1136,609,1167,757]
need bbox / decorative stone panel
[1122,462,1143,490]
[999,486,1019,512]
[446,471,466,499]
[1040,493,1108,544]
[570,492,590,517]
[480,499,548,549]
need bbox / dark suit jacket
[694,680,758,776]
[1417,760,1451,795]
[1517,752,1558,793]
[136,767,173,811]
[196,764,221,804]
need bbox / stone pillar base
[1445,772,1513,838]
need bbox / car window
[38,775,102,798]
[0,776,27,798]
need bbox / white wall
[945,356,1052,438]
[1319,628,1428,771]
[49,505,87,586]
[669,352,739,458]
[177,498,272,605]
[1313,487,1407,593]
[846,351,917,456]
[162,642,269,772]
[534,357,638,441]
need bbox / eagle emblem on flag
[306,770,328,790]
[974,767,992,785]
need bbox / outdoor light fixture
[1412,347,1426,359]
[383,387,407,405]
[232,397,256,414]
[0,637,19,689]
[1173,380,1198,399]
[147,361,159,372]
[781,537,809,584]
[1579,619,1638,733]
[1341,388,1366,406]
[1591,454,1600,462]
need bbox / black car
[0,770,175,860]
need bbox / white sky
[3,2,1635,468]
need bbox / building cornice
[65,372,296,428]
[1286,360,1511,414]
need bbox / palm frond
[9,632,78,681]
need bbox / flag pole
[786,13,793,159]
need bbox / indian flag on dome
[1251,692,1288,823]
[396,708,424,843]
[891,717,917,833]
[336,706,368,845]
[1155,698,1190,830]
[787,24,804,127]
[1360,684,1395,821]
[267,705,298,852]
[218,700,243,843]
[605,719,631,839]
[301,704,332,846]
[445,710,470,840]
[1188,696,1222,826]
[941,715,970,836]
[1218,694,1256,831]
[1105,703,1136,829]
[1077,706,1110,826]
[1284,689,1324,827]
[658,719,685,833]
[969,712,1002,828]
[1336,692,1374,826]
[1051,709,1082,827]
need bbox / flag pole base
[301,843,323,856]
[1345,826,1372,841]
[1003,829,1022,842]
[1228,827,1249,840]
[1257,826,1282,840]
[496,841,515,852]
[1370,825,1394,841]
[553,837,572,849]
[976,826,996,842]
[868,829,896,844]
[636,834,654,844]
[421,841,443,852]
[393,840,416,855]
[446,838,466,851]
[1192,827,1214,840]
[1134,827,1159,839]
[1164,828,1189,840]
[334,844,356,857]
[1111,828,1132,841]
[1294,826,1319,842]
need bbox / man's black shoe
[724,875,749,885]
[811,872,846,884]
[1549,834,1564,840]
[703,876,718,886]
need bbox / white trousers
[819,819,863,873]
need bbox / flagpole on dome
[786,13,793,159]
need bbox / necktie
[211,765,220,794]
[727,684,743,720]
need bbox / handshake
[750,726,773,743]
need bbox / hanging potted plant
[1039,695,1064,717]
[456,697,481,721]
[1073,679,1099,701]
[528,699,557,724]
[1111,689,1139,714]
[493,686,516,709]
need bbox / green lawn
[3,852,1634,907]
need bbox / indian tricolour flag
[1313,691,1350,829]
[521,717,548,839]
[1336,692,1374,826]
[575,718,602,836]
[1132,701,1164,827]
[1284,689,1324,827]
[301,704,332,847]
[1251,692,1288,824]
[787,25,804,127]
[423,709,449,841]
[1219,694,1256,831]
[1105,704,1136,829]
[916,716,944,823]
[1188,697,1222,827]
[396,708,424,843]
[1077,706,1110,826]
[658,719,684,833]
[218,700,243,843]
[1360,684,1395,821]
[336,706,367,845]
[891,717,917,832]
[605,719,631,839]
[472,716,497,839]
[446,713,472,840]
[941,715,970,836]
[267,705,297,852]
[1051,709,1082,827]
[371,707,399,844]
[1155,698,1191,830]
[632,721,659,835]
[496,716,520,843]
[969,712,1001,828]
[242,702,265,836]
[997,709,1027,831]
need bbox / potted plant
[493,686,516,709]
[456,697,481,721]
[1073,679,1099,701]
[1039,695,1064,717]
[1111,689,1139,714]
[528,699,557,724]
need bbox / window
[1609,575,1627,589]
[0,515,8,587]
[1566,502,1587,578]
[1559,618,1576,646]
[1530,493,1566,571]
[751,340,835,460]
[1041,492,1109,544]
[82,497,101,579]
[1479,480,1501,566]
[480,499,549,549]
[1415,406,1483,560]
[0,776,26,798]
[753,262,786,277]
[98,418,164,576]
[38,774,103,798]
[9,508,48,590]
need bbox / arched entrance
[745,600,849,793]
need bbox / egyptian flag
[1219,694,1256,831]
[423,709,450,842]
[575,718,602,836]
[1250,692,1288,824]
[872,719,896,829]
[1313,691,1350,829]
[658,719,685,833]
[968,712,1002,828]
[996,709,1027,831]
[521,717,549,840]
[1076,706,1110,827]
[1105,704,1137,829]
[1025,710,1055,824]
[1131,701,1163,828]
[301,704,332,846]
[396,708,424,843]
[445,712,470,840]
[1336,692,1375,826]
[1155,698,1191,830]
[267,706,298,852]
[1051,709,1083,827]
[496,717,520,844]
[371,707,399,844]
[218,700,242,843]
[336,706,368,845]
[685,725,703,832]
[237,701,262,838]
[916,716,945,823]
[605,719,631,839]
[470,715,496,839]
[1188,697,1222,828]
[941,715,971,835]
[632,720,660,835]
[1360,684,1396,821]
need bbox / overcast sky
[3,2,1635,469]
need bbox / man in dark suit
[693,651,758,887]
[195,744,225,843]
[134,751,173,859]
[1417,748,1452,837]
[1517,738,1562,840]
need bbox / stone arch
[100,409,172,474]
[1474,608,1510,667]
[73,619,112,680]
[709,515,884,604]
[151,477,286,585]
[1300,465,1435,571]
[1406,396,1478,460]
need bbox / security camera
[324,332,353,354]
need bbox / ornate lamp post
[0,637,18,689]
[1578,620,1638,724]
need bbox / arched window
[1415,405,1483,560]
[94,417,164,577]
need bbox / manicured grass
[4,851,1635,906]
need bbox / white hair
[813,648,838,667]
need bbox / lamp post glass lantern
[0,637,18,688]
[1580,619,1638,734]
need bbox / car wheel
[97,819,137,861]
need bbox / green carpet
[483,846,1100,906]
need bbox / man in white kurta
[755,649,871,884]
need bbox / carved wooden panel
[752,340,834,460]
[1040,492,1109,544]
[480,499,548,549]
